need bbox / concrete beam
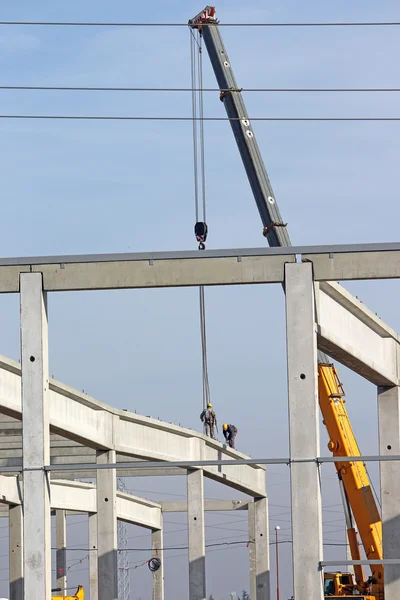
[56,510,67,592]
[89,513,98,600]
[304,248,400,281]
[97,450,118,600]
[0,242,399,292]
[0,476,162,531]
[0,357,266,497]
[248,502,256,600]
[255,497,270,600]
[9,503,23,600]
[116,492,162,530]
[0,474,21,505]
[48,468,186,479]
[317,282,400,386]
[161,499,250,512]
[51,480,96,513]
[378,386,400,600]
[187,470,206,600]
[36,254,291,291]
[285,263,324,600]
[20,273,51,600]
[152,528,164,600]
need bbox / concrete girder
[0,477,163,530]
[285,263,324,600]
[317,281,400,386]
[0,243,399,293]
[161,499,251,512]
[0,356,266,497]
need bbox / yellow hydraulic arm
[52,586,84,600]
[319,363,383,599]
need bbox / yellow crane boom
[319,363,383,599]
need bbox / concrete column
[187,469,206,600]
[97,450,118,600]
[9,503,23,600]
[248,502,256,600]
[255,497,270,600]
[152,528,164,600]
[89,513,98,600]
[284,263,324,600]
[20,272,51,600]
[56,510,67,593]
[378,385,400,599]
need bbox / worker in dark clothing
[200,402,217,439]
[223,423,238,449]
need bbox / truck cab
[324,573,373,598]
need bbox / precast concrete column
[56,510,67,592]
[97,450,118,600]
[152,528,164,600]
[20,272,51,600]
[187,469,206,600]
[248,502,256,600]
[255,497,270,600]
[89,512,98,600]
[378,385,400,600]
[284,263,324,600]
[9,503,23,600]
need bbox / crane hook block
[195,221,208,250]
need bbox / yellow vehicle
[323,572,374,599]
[52,586,84,600]
[319,364,383,599]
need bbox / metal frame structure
[0,242,398,600]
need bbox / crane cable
[190,29,211,412]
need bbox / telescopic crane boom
[189,7,383,599]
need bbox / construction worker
[223,423,238,449]
[200,402,217,439]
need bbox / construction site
[0,3,399,600]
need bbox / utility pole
[117,478,131,600]
[275,526,281,600]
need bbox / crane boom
[189,6,291,248]
[189,7,384,598]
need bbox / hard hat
[223,424,228,431]
[207,402,212,408]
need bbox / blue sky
[0,1,399,598]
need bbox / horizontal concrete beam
[0,356,266,497]
[0,478,162,529]
[0,474,21,504]
[0,243,399,293]
[161,499,251,512]
[305,249,400,281]
[117,491,162,529]
[317,282,400,386]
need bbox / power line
[0,21,399,27]
[0,115,399,121]
[54,539,350,553]
[1,86,400,93]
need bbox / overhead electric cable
[0,115,398,121]
[1,86,400,92]
[0,20,399,27]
